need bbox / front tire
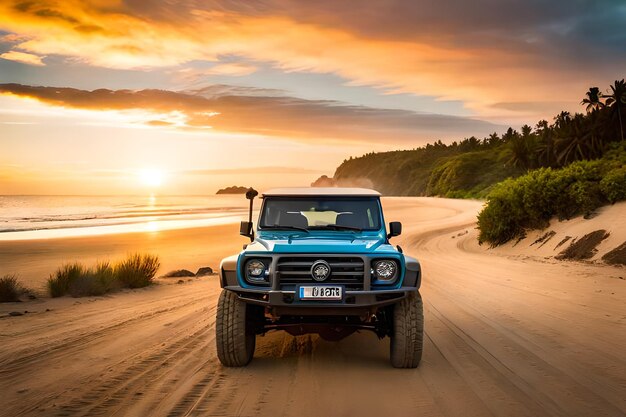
[216,290,256,367]
[390,291,424,368]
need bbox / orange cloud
[0,50,45,65]
[0,83,501,144]
[0,1,619,120]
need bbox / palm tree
[581,87,605,112]
[508,125,536,170]
[485,132,500,147]
[535,120,549,132]
[535,120,555,167]
[554,113,604,165]
[553,111,571,129]
[605,79,626,141]
[501,127,519,143]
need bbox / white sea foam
[0,194,250,240]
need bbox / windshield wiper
[262,225,310,233]
[308,224,362,231]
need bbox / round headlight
[245,259,267,282]
[374,260,397,281]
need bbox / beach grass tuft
[114,253,160,289]
[47,254,160,297]
[69,262,118,297]
[48,263,86,298]
[0,274,23,302]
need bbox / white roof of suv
[262,187,381,197]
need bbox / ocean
[0,195,250,240]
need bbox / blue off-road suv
[216,188,423,368]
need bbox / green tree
[555,113,604,165]
[501,127,519,143]
[581,87,605,112]
[553,111,571,129]
[535,120,555,167]
[485,132,500,147]
[508,125,536,170]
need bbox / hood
[246,232,393,254]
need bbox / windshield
[259,197,381,231]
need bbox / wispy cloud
[0,83,501,144]
[1,120,40,125]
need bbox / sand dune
[0,197,624,417]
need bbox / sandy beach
[0,197,625,416]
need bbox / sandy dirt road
[1,198,625,417]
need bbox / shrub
[518,168,556,227]
[477,180,527,246]
[114,254,160,288]
[48,263,86,297]
[569,181,605,218]
[600,167,626,203]
[0,274,22,302]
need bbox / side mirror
[240,221,253,240]
[387,221,402,238]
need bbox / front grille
[276,256,365,290]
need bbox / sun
[138,169,164,187]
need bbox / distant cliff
[216,186,249,195]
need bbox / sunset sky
[1,0,625,194]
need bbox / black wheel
[216,290,257,367]
[390,290,424,368]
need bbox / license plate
[299,286,342,300]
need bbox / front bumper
[219,253,421,315]
[224,285,417,310]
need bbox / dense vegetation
[328,79,626,245]
[332,79,626,199]
[477,143,626,245]
[47,253,160,297]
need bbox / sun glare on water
[138,169,164,187]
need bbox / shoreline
[0,213,245,241]
[0,194,250,240]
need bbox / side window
[264,205,280,226]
